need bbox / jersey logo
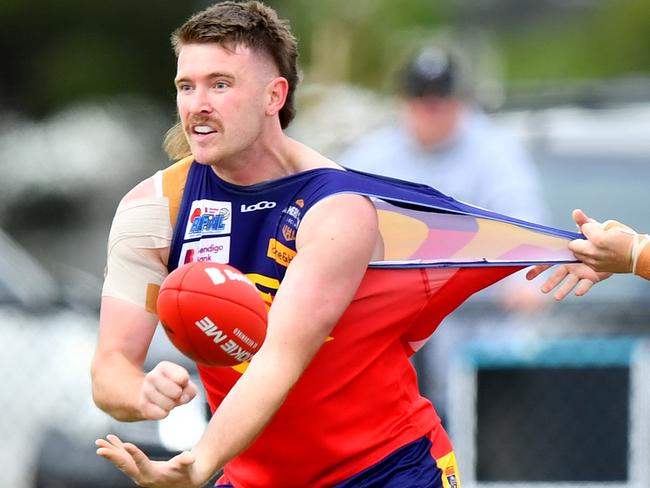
[267,238,296,267]
[241,201,277,213]
[281,201,303,230]
[445,466,458,488]
[281,224,297,242]
[179,237,230,265]
[185,200,232,239]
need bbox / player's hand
[526,264,611,301]
[96,434,208,488]
[569,209,635,273]
[139,361,198,420]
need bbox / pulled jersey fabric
[163,158,580,487]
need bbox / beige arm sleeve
[102,197,172,313]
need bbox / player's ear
[265,77,288,118]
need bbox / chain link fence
[0,308,104,488]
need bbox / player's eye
[214,81,229,90]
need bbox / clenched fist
[139,361,198,420]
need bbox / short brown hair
[172,1,299,129]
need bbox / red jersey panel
[200,268,441,487]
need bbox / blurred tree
[1,0,649,118]
[493,0,650,82]
[0,0,193,117]
[272,0,450,90]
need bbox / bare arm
[91,297,158,420]
[96,193,379,486]
[92,176,197,421]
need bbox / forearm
[91,351,147,421]
[190,348,300,480]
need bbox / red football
[157,262,267,367]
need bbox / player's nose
[188,86,213,114]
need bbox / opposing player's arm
[185,193,379,480]
[92,176,196,421]
[526,209,649,300]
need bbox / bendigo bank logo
[185,200,232,239]
[179,237,230,266]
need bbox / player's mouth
[192,125,218,139]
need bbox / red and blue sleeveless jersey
[165,158,580,487]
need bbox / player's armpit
[103,197,172,312]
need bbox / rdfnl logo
[241,201,276,213]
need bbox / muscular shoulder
[120,156,193,206]
[297,193,381,260]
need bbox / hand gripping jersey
[163,157,580,487]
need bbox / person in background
[527,208,649,299]
[340,45,551,419]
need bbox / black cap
[401,46,456,99]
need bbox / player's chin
[191,149,220,166]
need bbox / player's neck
[211,134,339,186]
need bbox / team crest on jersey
[179,237,230,266]
[281,224,297,242]
[185,200,232,239]
[282,199,303,228]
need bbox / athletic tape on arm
[601,220,649,279]
[102,197,172,311]
[632,234,649,280]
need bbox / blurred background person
[340,45,549,227]
[340,44,551,420]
